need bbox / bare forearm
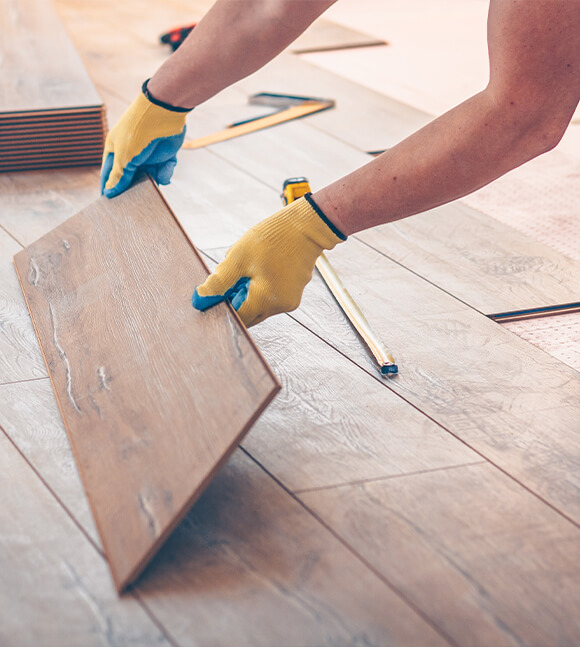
[148,0,335,108]
[314,89,567,235]
[315,0,580,236]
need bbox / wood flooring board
[0,229,47,383]
[0,0,102,113]
[0,429,173,647]
[13,174,279,591]
[0,378,100,546]
[135,450,449,647]
[357,203,580,315]
[301,463,580,647]
[290,237,580,522]
[0,168,100,246]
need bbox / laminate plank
[0,378,99,546]
[0,429,173,647]
[13,174,280,591]
[0,276,457,645]
[0,229,46,383]
[0,168,100,246]
[135,449,450,647]
[290,236,580,522]
[300,463,580,647]
[0,0,101,113]
[357,203,580,315]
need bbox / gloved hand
[192,193,346,327]
[100,80,192,198]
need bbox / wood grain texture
[0,0,101,113]
[0,167,100,246]
[357,202,580,316]
[0,0,105,171]
[0,378,100,546]
[136,449,449,647]
[291,237,580,523]
[0,229,47,383]
[0,429,172,647]
[301,463,580,647]
[13,174,279,591]
[290,18,387,53]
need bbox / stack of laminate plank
[0,0,106,172]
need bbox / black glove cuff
[304,192,347,241]
[142,79,194,113]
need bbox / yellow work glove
[100,80,192,198]
[192,193,346,327]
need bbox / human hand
[192,194,346,327]
[100,80,191,198]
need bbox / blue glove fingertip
[192,277,251,313]
[100,152,114,195]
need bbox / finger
[100,152,114,195]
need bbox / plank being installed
[13,174,280,591]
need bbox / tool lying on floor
[183,92,335,150]
[160,24,196,51]
[282,178,398,376]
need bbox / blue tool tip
[381,364,398,375]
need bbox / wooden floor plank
[0,167,100,246]
[0,429,174,647]
[135,449,450,647]
[0,330,456,645]
[300,463,580,647]
[0,0,102,113]
[0,378,100,547]
[0,229,46,384]
[290,236,580,523]
[13,175,279,591]
[357,204,580,316]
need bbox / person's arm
[101,0,336,197]
[148,0,337,107]
[314,0,580,234]
[194,0,580,327]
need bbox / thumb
[193,270,251,313]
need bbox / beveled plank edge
[238,446,457,646]
[12,176,281,592]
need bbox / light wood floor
[1,1,579,646]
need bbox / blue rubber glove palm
[101,81,192,198]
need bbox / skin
[148,0,580,236]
